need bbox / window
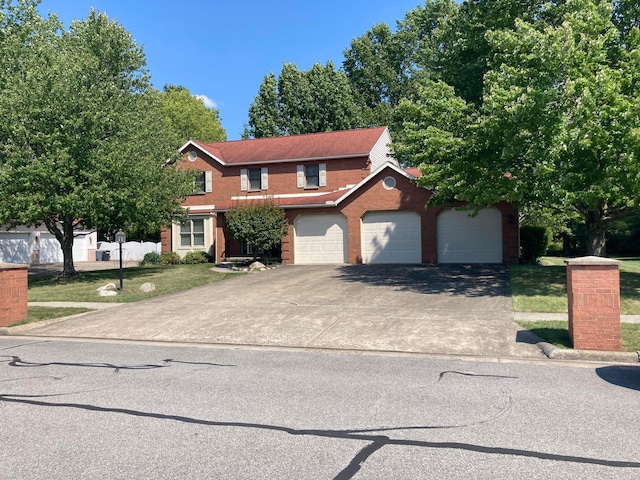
[241,167,268,191]
[194,172,205,194]
[248,168,261,191]
[297,163,326,189]
[305,165,319,188]
[193,171,212,194]
[180,219,205,247]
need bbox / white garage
[294,214,347,264]
[361,211,421,264]
[0,233,30,263]
[437,208,502,263]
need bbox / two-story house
[161,126,519,264]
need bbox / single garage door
[0,233,29,263]
[295,214,347,264]
[437,208,502,263]
[361,211,421,264]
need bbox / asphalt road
[0,338,638,479]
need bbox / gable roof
[180,126,391,166]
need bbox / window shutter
[205,171,213,193]
[297,165,304,188]
[261,167,268,190]
[240,169,248,191]
[319,163,326,187]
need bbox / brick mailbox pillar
[565,256,621,351]
[0,263,28,327]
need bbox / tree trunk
[56,217,78,277]
[585,212,607,257]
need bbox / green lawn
[28,264,239,303]
[510,257,640,314]
[9,306,94,327]
[517,320,640,352]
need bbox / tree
[393,0,640,256]
[243,62,363,138]
[0,2,194,276]
[160,84,226,147]
[225,200,288,259]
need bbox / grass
[8,307,94,327]
[28,263,239,303]
[517,320,640,352]
[510,257,640,314]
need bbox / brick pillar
[0,264,28,327]
[565,256,621,351]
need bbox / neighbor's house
[0,225,97,264]
[161,126,519,264]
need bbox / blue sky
[39,0,426,140]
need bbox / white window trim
[173,215,212,256]
[241,167,268,191]
[194,171,212,194]
[297,163,326,189]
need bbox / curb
[537,342,640,363]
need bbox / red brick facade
[162,128,520,265]
[566,258,621,351]
[0,265,28,326]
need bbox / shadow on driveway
[333,264,510,298]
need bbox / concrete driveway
[14,264,545,359]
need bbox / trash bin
[96,250,104,261]
[102,251,110,261]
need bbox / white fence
[98,241,161,262]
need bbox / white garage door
[0,233,29,263]
[437,208,502,263]
[362,211,421,264]
[295,214,347,264]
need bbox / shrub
[139,251,162,266]
[160,251,182,265]
[182,250,209,264]
[520,225,551,263]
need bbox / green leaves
[243,62,363,138]
[225,200,288,255]
[0,2,194,275]
[160,84,226,147]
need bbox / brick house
[161,126,519,264]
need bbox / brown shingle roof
[188,127,388,165]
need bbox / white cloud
[194,94,218,109]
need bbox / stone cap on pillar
[0,263,28,271]
[564,256,622,266]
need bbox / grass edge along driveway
[512,257,640,352]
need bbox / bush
[520,225,551,263]
[182,250,209,264]
[139,251,162,266]
[160,251,182,265]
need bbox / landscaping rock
[249,261,266,270]
[97,283,118,297]
[139,282,156,293]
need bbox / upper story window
[193,171,212,194]
[240,168,268,191]
[297,163,326,189]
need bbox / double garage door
[294,212,421,265]
[294,208,503,265]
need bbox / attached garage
[437,208,502,263]
[0,233,30,264]
[294,213,347,264]
[361,211,421,264]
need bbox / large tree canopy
[0,0,194,276]
[243,62,363,138]
[160,84,226,147]
[394,0,640,256]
